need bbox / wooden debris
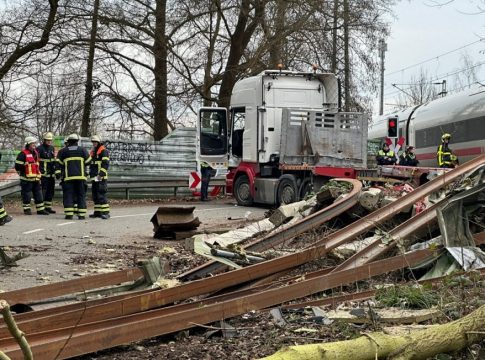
[0,248,29,267]
[262,304,485,360]
[323,307,442,324]
[0,300,33,360]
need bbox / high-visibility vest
[18,149,41,181]
[377,149,395,157]
[89,145,110,179]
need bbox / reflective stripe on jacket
[15,149,41,181]
[37,143,56,177]
[56,146,91,181]
[89,145,110,179]
[437,144,452,166]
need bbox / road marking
[194,207,231,212]
[110,207,231,219]
[57,222,76,226]
[23,228,44,234]
[110,213,153,219]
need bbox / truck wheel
[299,178,313,200]
[234,175,253,206]
[277,175,298,205]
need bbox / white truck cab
[197,70,368,206]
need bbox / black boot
[37,210,50,215]
[0,215,12,226]
[46,208,56,214]
[24,209,32,215]
[89,212,101,218]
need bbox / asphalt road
[1,201,266,240]
[0,200,267,292]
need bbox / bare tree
[0,0,59,81]
[394,69,438,107]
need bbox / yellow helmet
[441,133,451,141]
[90,134,101,143]
[43,132,54,141]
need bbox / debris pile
[1,157,485,359]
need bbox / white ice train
[368,84,485,167]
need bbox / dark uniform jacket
[437,143,452,168]
[399,152,419,167]
[56,145,91,181]
[89,145,110,179]
[37,143,56,178]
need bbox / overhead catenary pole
[378,39,387,116]
[343,0,350,112]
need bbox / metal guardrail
[0,177,226,199]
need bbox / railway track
[1,154,484,359]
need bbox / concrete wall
[0,127,197,180]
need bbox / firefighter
[0,196,13,225]
[376,143,396,166]
[399,145,419,167]
[89,135,110,219]
[437,133,455,168]
[55,134,91,220]
[200,161,214,201]
[15,136,49,215]
[36,132,57,213]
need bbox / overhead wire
[384,39,483,77]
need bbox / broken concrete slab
[358,188,383,211]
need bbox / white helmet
[43,132,54,141]
[91,134,101,143]
[67,133,80,141]
[25,136,37,146]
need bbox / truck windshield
[200,109,227,155]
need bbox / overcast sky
[379,0,485,114]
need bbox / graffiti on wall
[104,141,154,165]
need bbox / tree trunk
[81,0,100,137]
[202,0,221,107]
[153,0,169,141]
[261,305,485,360]
[268,0,286,69]
[217,0,264,109]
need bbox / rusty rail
[179,178,362,280]
[1,267,144,305]
[1,249,435,359]
[1,156,484,358]
[2,156,483,335]
[334,202,440,271]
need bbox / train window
[416,115,485,148]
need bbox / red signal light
[387,117,398,138]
